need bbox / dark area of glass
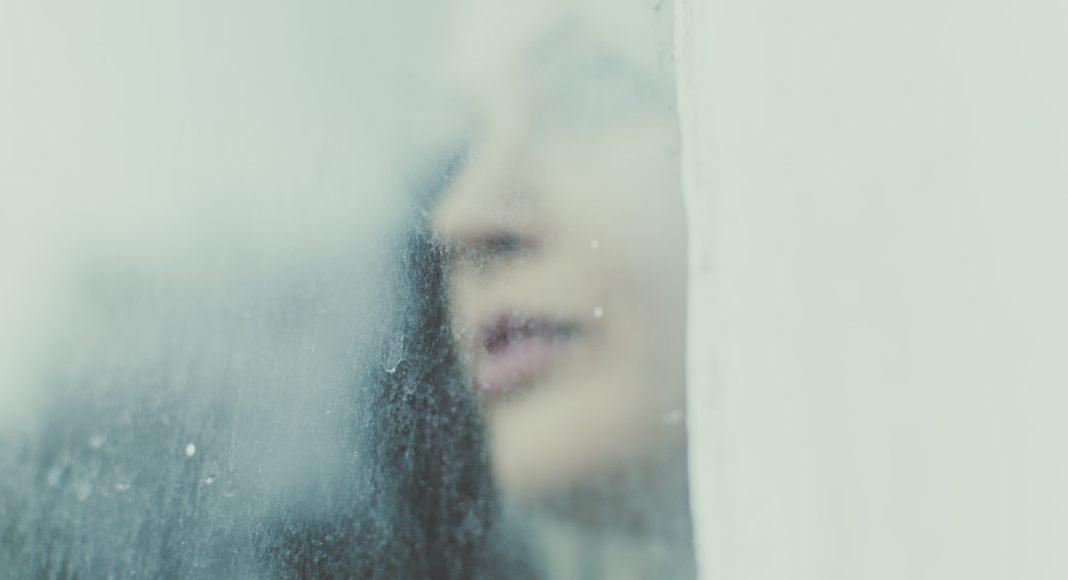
[0,218,540,580]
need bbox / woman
[427,0,695,578]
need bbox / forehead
[443,0,670,89]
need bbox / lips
[472,313,578,395]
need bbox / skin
[431,0,688,507]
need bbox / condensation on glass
[0,1,694,579]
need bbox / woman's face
[432,0,687,500]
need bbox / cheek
[562,177,687,407]
[545,121,685,266]
[597,252,686,405]
[550,135,687,328]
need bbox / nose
[430,118,546,253]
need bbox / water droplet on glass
[73,480,93,502]
[114,482,131,492]
[185,444,196,457]
[590,239,600,249]
[88,433,107,450]
[45,467,63,488]
[662,409,684,425]
[201,476,216,485]
[593,307,604,318]
[385,333,404,373]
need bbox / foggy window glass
[0,1,692,579]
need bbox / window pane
[0,2,692,579]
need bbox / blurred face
[432,0,686,500]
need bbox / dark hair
[0,220,536,579]
[258,223,537,580]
